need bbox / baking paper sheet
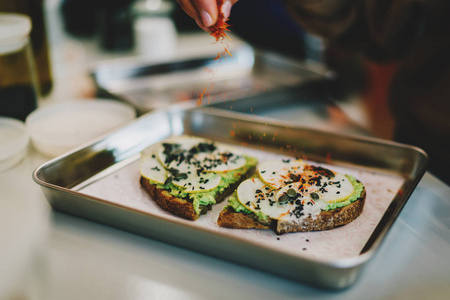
[78,144,404,262]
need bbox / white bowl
[26,100,136,157]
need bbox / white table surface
[1,145,450,300]
[2,2,450,298]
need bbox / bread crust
[218,207,272,229]
[140,176,199,220]
[217,189,366,234]
[140,166,255,220]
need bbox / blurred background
[1,0,392,138]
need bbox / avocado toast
[139,136,257,220]
[217,158,366,234]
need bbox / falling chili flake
[197,86,207,106]
[224,47,233,57]
[230,130,235,137]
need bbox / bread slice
[218,188,366,234]
[139,136,258,220]
[140,164,255,220]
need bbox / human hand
[176,0,239,31]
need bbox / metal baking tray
[33,107,427,289]
[91,45,325,114]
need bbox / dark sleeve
[282,0,439,61]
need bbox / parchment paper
[79,145,404,262]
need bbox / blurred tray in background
[91,46,326,114]
[91,45,369,136]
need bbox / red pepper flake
[210,0,231,42]
[197,86,207,106]
[230,130,235,137]
[224,47,233,57]
[261,145,264,150]
[326,152,332,163]
[398,189,403,195]
[241,142,248,146]
[209,0,232,59]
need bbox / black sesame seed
[164,176,173,185]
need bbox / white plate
[26,100,136,157]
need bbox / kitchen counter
[1,145,450,300]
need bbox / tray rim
[32,107,428,287]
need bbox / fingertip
[195,18,210,32]
[200,9,214,27]
[222,1,232,20]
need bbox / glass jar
[0,13,38,121]
[0,0,53,96]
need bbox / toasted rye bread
[218,188,366,234]
[140,165,255,220]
